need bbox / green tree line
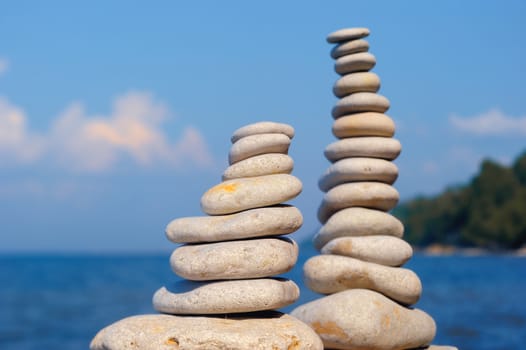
[393,150,526,250]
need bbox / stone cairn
[291,28,456,350]
[91,121,323,350]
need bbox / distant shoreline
[1,245,526,258]
[415,243,526,257]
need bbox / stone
[201,174,302,215]
[314,207,404,250]
[231,121,294,143]
[330,39,369,59]
[222,153,293,180]
[291,289,436,350]
[229,133,291,165]
[166,205,303,243]
[318,158,399,192]
[332,92,390,118]
[90,313,324,350]
[170,237,298,280]
[317,182,399,223]
[333,72,380,97]
[332,112,396,138]
[303,255,421,305]
[425,346,459,350]
[325,137,401,162]
[153,278,300,314]
[335,52,376,75]
[327,27,370,43]
[320,235,413,267]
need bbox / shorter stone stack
[291,28,439,350]
[91,121,323,350]
[153,121,305,315]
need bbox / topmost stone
[327,27,370,43]
[231,121,294,143]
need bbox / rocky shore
[418,243,526,257]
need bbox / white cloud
[173,127,214,168]
[449,108,526,135]
[0,92,215,172]
[49,92,171,171]
[0,57,8,76]
[0,97,45,163]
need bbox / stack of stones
[292,28,455,350]
[91,121,322,350]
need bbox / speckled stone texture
[318,157,399,191]
[317,182,399,223]
[153,278,300,314]
[230,121,295,143]
[333,71,380,97]
[228,133,291,164]
[91,313,323,350]
[334,52,377,75]
[170,237,298,280]
[222,153,294,180]
[291,289,435,350]
[201,174,302,215]
[320,235,412,267]
[331,38,369,59]
[332,112,396,138]
[324,137,401,162]
[326,27,370,43]
[165,205,303,243]
[303,255,422,305]
[313,207,404,249]
[332,92,390,117]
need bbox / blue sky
[1,1,525,252]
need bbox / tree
[396,150,526,250]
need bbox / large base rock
[90,313,323,350]
[291,289,435,350]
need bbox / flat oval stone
[91,313,324,350]
[332,92,390,118]
[166,205,303,243]
[229,133,291,165]
[327,27,370,43]
[427,346,459,350]
[222,153,293,180]
[170,237,298,280]
[318,158,399,192]
[303,255,422,305]
[330,39,369,59]
[325,137,401,162]
[153,278,299,314]
[291,289,436,350]
[314,207,404,249]
[333,72,380,97]
[332,112,396,138]
[231,121,294,143]
[201,174,302,215]
[317,182,399,223]
[321,235,413,267]
[335,52,376,75]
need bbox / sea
[1,245,525,350]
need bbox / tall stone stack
[91,121,323,350]
[291,28,444,350]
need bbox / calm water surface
[0,248,524,350]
